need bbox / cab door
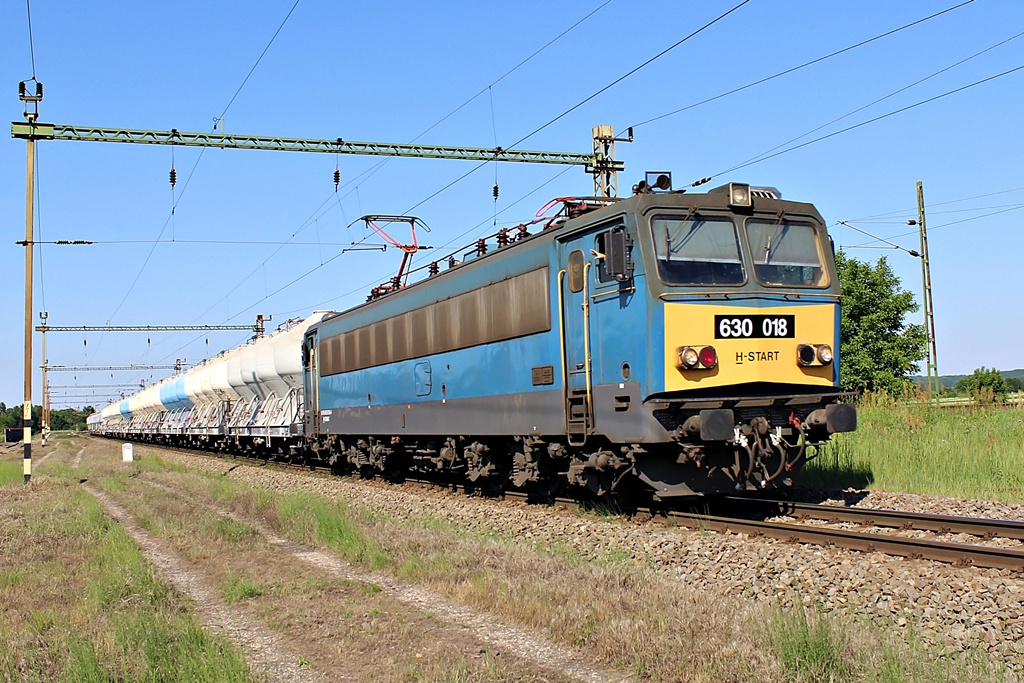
[559,246,593,445]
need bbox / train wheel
[526,475,564,503]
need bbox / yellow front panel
[664,303,836,391]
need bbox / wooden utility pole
[916,181,939,399]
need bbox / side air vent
[750,186,781,199]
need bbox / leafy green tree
[49,406,95,432]
[955,367,1008,402]
[0,402,43,436]
[1006,377,1024,392]
[836,252,927,395]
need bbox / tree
[835,252,927,395]
[1007,377,1024,393]
[49,406,95,432]
[955,366,1008,402]
[0,402,42,435]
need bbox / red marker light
[699,346,717,368]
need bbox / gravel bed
[815,488,1024,523]
[163,451,1024,675]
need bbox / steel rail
[722,497,1024,541]
[668,510,1024,571]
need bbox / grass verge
[802,393,1024,502]
[0,469,254,682]
[0,459,22,486]
[137,458,1002,682]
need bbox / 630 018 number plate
[714,314,795,339]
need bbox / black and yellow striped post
[19,81,42,484]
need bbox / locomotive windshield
[650,215,745,285]
[649,213,829,288]
[746,218,828,287]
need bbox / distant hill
[910,368,1024,388]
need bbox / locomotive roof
[312,185,827,328]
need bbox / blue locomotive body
[92,183,855,499]
[302,185,855,498]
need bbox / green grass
[276,490,391,569]
[136,452,190,475]
[764,603,999,683]
[0,459,23,486]
[768,606,851,682]
[0,484,255,682]
[801,393,1024,502]
[40,460,79,481]
[221,574,267,604]
[207,515,255,542]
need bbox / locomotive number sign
[715,315,795,339]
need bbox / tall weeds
[803,392,1024,502]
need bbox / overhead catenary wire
[847,203,1024,225]
[102,1,303,325]
[24,0,37,80]
[217,0,302,124]
[146,0,755,372]
[168,0,616,336]
[703,63,1024,182]
[840,205,1024,251]
[327,0,616,202]
[59,239,407,247]
[843,185,1024,223]
[284,165,578,316]
[394,0,754,222]
[728,27,1024,174]
[506,0,752,152]
[628,0,976,130]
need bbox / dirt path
[83,483,325,683]
[140,476,627,683]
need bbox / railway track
[99,437,1024,572]
[667,498,1024,571]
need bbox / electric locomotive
[301,181,856,499]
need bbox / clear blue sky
[2,0,1022,408]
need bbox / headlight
[797,344,816,366]
[678,347,699,369]
[728,182,751,208]
[677,346,717,371]
[816,344,833,364]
